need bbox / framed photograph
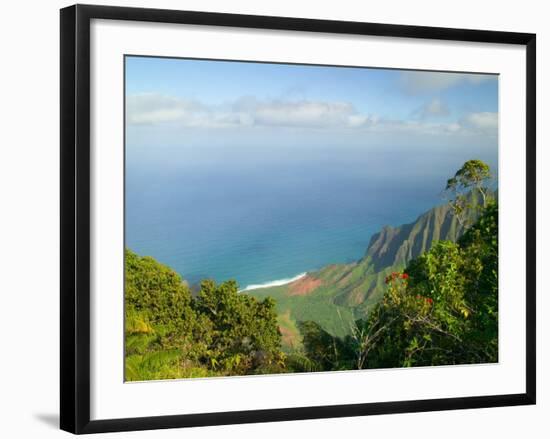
[60,4,536,434]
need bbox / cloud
[126,93,497,139]
[392,111,497,137]
[400,71,496,94]
[231,97,370,128]
[367,119,461,136]
[127,94,375,129]
[413,98,450,119]
[126,93,204,125]
[460,112,498,135]
[365,111,496,138]
[463,112,498,129]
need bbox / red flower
[426,298,434,305]
[401,273,409,280]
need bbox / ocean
[126,143,497,290]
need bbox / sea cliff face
[366,202,466,271]
[248,197,481,349]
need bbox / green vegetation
[125,159,498,378]
[445,159,493,225]
[125,251,285,380]
[296,200,497,370]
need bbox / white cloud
[126,93,204,125]
[231,97,360,128]
[413,98,450,118]
[394,112,497,137]
[446,122,461,132]
[126,93,498,139]
[127,94,374,129]
[400,71,496,94]
[347,114,371,128]
[368,119,464,136]
[462,112,498,130]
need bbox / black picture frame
[60,4,536,434]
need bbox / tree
[124,250,286,379]
[124,249,209,380]
[298,321,346,371]
[345,309,397,370]
[363,202,498,368]
[445,159,493,225]
[298,310,397,371]
[195,279,285,374]
[125,249,199,349]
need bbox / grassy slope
[247,198,481,350]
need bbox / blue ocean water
[126,144,497,289]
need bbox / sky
[125,56,499,285]
[125,56,498,164]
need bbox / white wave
[241,272,307,292]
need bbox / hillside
[248,196,481,350]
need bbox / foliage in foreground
[367,201,497,367]
[125,250,284,381]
